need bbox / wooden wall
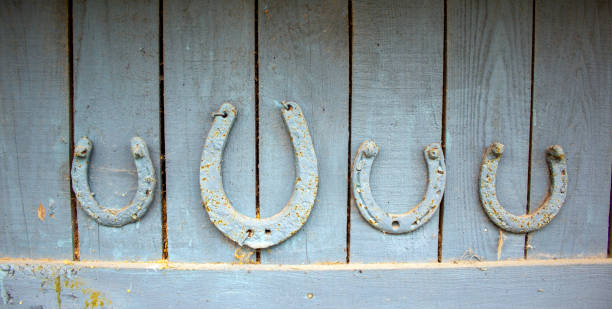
[1,0,611,265]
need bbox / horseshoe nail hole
[561,170,566,176]
[284,103,293,110]
[436,190,441,195]
[392,221,400,230]
[437,169,445,174]
[265,229,271,235]
[221,112,228,118]
[246,229,254,237]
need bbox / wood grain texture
[258,0,348,263]
[0,0,72,259]
[164,0,256,262]
[442,0,532,261]
[350,0,443,262]
[2,260,612,308]
[73,0,161,261]
[527,0,612,259]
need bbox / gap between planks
[159,0,168,260]
[437,0,448,263]
[524,0,537,260]
[67,0,79,262]
[253,0,261,263]
[345,0,353,264]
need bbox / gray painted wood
[527,0,612,259]
[442,0,532,261]
[350,0,443,262]
[73,0,162,261]
[258,0,348,263]
[164,0,257,262]
[2,260,612,308]
[0,0,72,259]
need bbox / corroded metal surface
[71,137,157,227]
[351,140,446,234]
[479,142,568,233]
[201,102,318,249]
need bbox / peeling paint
[54,275,61,308]
[1,265,9,304]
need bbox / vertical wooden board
[258,0,349,263]
[350,0,443,262]
[164,0,256,262]
[527,0,612,259]
[0,0,72,258]
[442,0,532,261]
[73,0,161,261]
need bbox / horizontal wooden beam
[1,259,610,307]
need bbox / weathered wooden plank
[164,0,256,262]
[0,0,72,259]
[258,0,349,263]
[350,0,443,262]
[2,259,611,308]
[527,0,612,259]
[73,0,161,261]
[442,0,532,261]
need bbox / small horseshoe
[71,136,157,227]
[201,102,318,249]
[351,140,446,234]
[479,142,568,233]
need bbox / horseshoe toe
[201,102,318,249]
[351,140,446,234]
[71,136,157,227]
[479,143,568,233]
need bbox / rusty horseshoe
[351,140,446,233]
[479,142,568,233]
[201,102,318,249]
[71,137,157,227]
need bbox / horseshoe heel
[71,136,157,227]
[479,142,568,233]
[201,102,318,249]
[351,140,446,234]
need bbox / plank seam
[525,0,537,260]
[608,162,612,257]
[67,0,79,262]
[438,0,448,264]
[346,0,353,264]
[159,0,168,260]
[254,0,261,263]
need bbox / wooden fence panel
[164,0,257,263]
[73,0,162,261]
[350,0,443,262]
[258,0,349,264]
[0,0,72,259]
[442,0,533,261]
[527,0,612,259]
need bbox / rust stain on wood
[37,203,46,222]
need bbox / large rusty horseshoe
[479,142,568,233]
[71,137,157,227]
[201,102,318,249]
[351,140,446,234]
